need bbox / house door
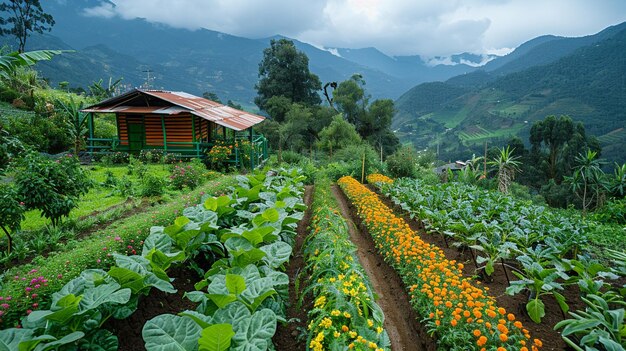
[127,123,145,153]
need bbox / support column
[161,115,167,153]
[88,112,94,157]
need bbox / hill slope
[394,25,626,163]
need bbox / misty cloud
[82,0,626,56]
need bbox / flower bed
[338,175,541,351]
[304,177,390,351]
[366,173,393,185]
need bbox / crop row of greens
[141,169,307,351]
[0,176,235,329]
[303,176,390,351]
[339,175,540,351]
[371,175,626,350]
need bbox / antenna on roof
[142,68,154,89]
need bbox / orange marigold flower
[477,336,488,347]
[499,333,508,342]
[507,313,515,321]
[498,307,506,315]
[534,339,543,347]
[473,329,481,337]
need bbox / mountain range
[2,1,624,163]
[4,0,481,110]
[394,21,626,164]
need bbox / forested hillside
[394,24,626,164]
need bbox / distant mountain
[0,0,486,108]
[394,23,626,164]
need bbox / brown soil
[371,186,580,351]
[333,185,435,351]
[273,185,314,351]
[105,266,201,351]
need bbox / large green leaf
[113,254,151,275]
[77,329,118,351]
[143,314,202,351]
[33,332,85,351]
[108,267,145,294]
[208,294,237,308]
[198,324,235,351]
[526,298,546,323]
[212,302,251,327]
[142,232,174,256]
[232,309,277,351]
[226,274,246,295]
[0,328,34,351]
[260,242,292,269]
[0,50,65,78]
[79,283,131,312]
[232,248,266,268]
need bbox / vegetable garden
[1,168,624,350]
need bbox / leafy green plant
[141,173,166,197]
[15,153,91,226]
[506,255,569,323]
[554,294,626,351]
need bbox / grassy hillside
[394,26,626,163]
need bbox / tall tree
[530,115,599,182]
[255,39,321,111]
[0,0,55,53]
[334,74,367,128]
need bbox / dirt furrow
[274,185,314,351]
[332,185,433,351]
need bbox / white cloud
[82,0,626,56]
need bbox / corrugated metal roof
[82,89,265,131]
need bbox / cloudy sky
[83,0,626,56]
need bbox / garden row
[141,169,307,350]
[371,175,626,350]
[303,176,390,351]
[339,175,540,351]
[0,169,307,350]
[0,176,235,329]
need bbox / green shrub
[386,144,418,179]
[101,151,129,164]
[15,153,91,226]
[592,198,626,224]
[319,161,353,181]
[0,88,19,103]
[140,173,166,197]
[138,149,165,163]
[333,143,383,179]
[169,163,201,190]
[281,150,304,164]
[127,156,147,177]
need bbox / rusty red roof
[82,89,265,131]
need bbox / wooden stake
[361,152,366,183]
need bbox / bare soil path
[332,185,434,351]
[274,185,314,351]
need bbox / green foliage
[255,38,321,111]
[333,143,383,181]
[554,294,626,351]
[0,122,24,170]
[169,163,203,190]
[592,198,626,225]
[141,173,166,197]
[56,96,88,156]
[0,50,62,79]
[488,146,521,194]
[0,183,24,252]
[386,144,418,179]
[317,115,362,157]
[15,153,91,226]
[565,150,608,214]
[1,107,71,154]
[0,1,55,52]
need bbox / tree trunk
[1,225,13,253]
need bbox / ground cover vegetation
[370,174,626,350]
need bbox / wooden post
[249,128,254,169]
[161,115,167,153]
[361,152,366,184]
[88,112,94,157]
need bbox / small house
[81,89,268,168]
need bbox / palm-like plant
[57,97,89,156]
[566,150,607,215]
[488,146,521,193]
